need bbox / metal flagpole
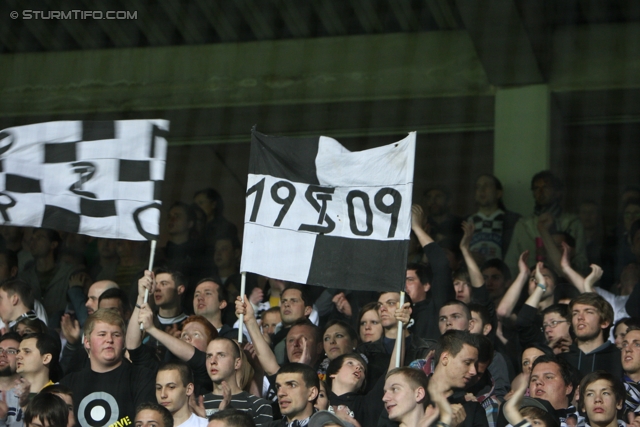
[238,272,247,343]
[394,291,405,368]
[140,240,157,330]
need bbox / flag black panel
[250,131,320,185]
[307,235,407,292]
[82,121,116,141]
[118,160,150,182]
[42,205,80,232]
[5,174,41,193]
[153,180,162,201]
[80,198,117,218]
[44,142,77,163]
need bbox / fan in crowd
[0,173,638,427]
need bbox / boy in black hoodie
[559,293,622,378]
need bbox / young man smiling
[383,367,431,427]
[385,330,488,427]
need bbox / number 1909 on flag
[245,174,407,241]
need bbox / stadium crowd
[0,172,640,427]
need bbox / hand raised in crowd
[0,391,8,420]
[629,413,640,427]
[69,271,91,289]
[332,292,353,317]
[449,404,466,427]
[165,323,182,338]
[417,403,439,427]
[243,343,260,369]
[137,303,156,332]
[427,378,452,426]
[518,250,530,275]
[411,204,434,246]
[584,263,603,289]
[249,287,264,306]
[548,335,572,354]
[60,313,81,345]
[534,262,547,288]
[459,221,474,250]
[235,295,256,323]
[297,336,313,366]
[411,204,425,231]
[218,380,232,410]
[394,301,411,325]
[137,270,156,300]
[188,394,206,418]
[504,371,529,401]
[503,370,528,426]
[560,241,573,270]
[536,212,554,232]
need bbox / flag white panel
[240,223,315,284]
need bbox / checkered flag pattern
[240,130,415,292]
[0,120,168,240]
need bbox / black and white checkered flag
[0,119,168,240]
[240,130,415,292]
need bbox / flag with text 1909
[240,130,415,292]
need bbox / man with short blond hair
[156,361,207,427]
[202,337,272,427]
[60,309,156,427]
[135,402,174,427]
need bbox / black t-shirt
[60,360,156,427]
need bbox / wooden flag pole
[394,291,405,368]
[238,272,247,343]
[140,240,157,330]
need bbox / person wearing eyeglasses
[621,325,640,414]
[514,263,573,355]
[0,331,29,427]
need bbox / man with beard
[559,293,622,378]
[0,332,28,427]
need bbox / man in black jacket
[559,292,622,378]
[408,205,455,342]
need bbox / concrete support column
[494,84,550,216]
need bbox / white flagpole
[394,291,405,368]
[141,240,157,330]
[238,272,247,343]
